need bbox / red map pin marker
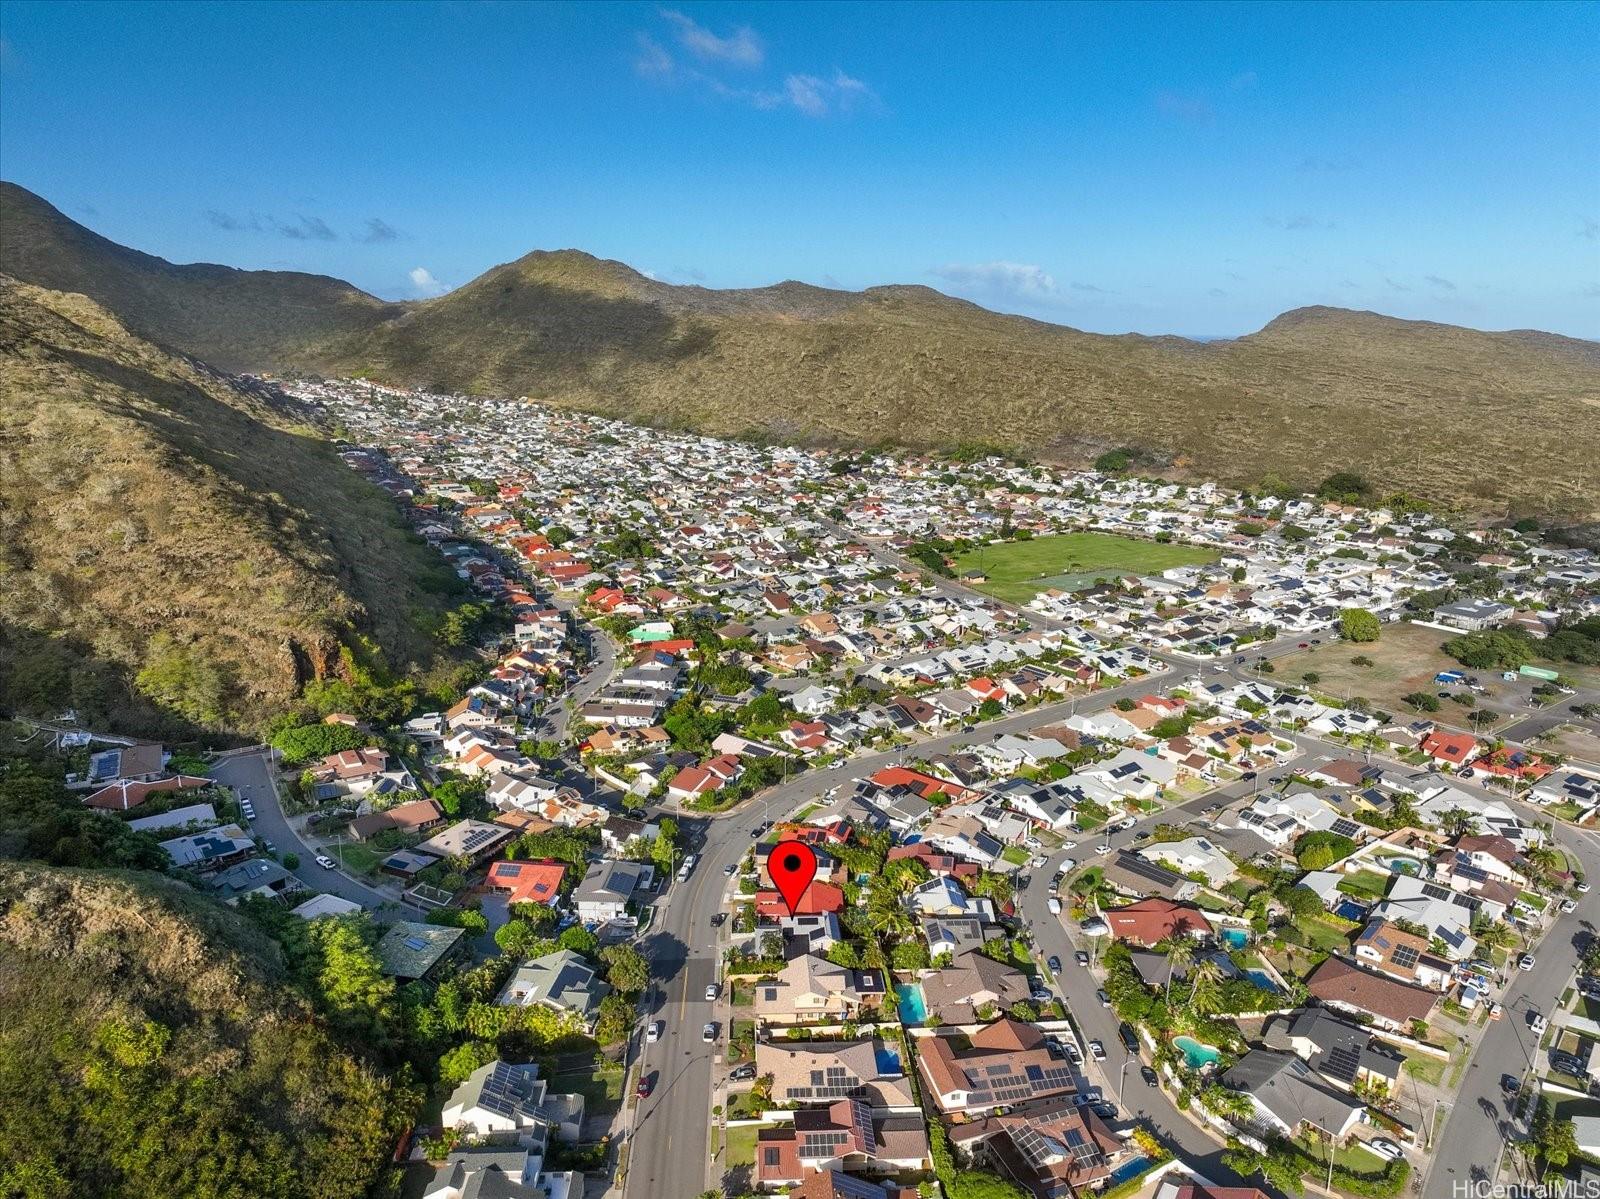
[769,839,818,917]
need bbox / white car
[1030,856,1048,869]
[646,1021,663,1044]
[1048,897,1062,916]
[1095,844,1112,856]
[314,855,337,870]
[1058,858,1077,871]
[1562,898,1579,914]
[702,1022,718,1043]
[1519,954,1537,971]
[705,983,719,1002]
[1530,1013,1549,1035]
[1578,881,1592,894]
[1088,1040,1107,1062]
[1367,1138,1404,1162]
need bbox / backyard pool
[1106,1156,1153,1187]
[896,983,928,1025]
[1219,928,1250,949]
[875,1046,903,1075]
[1378,855,1423,875]
[1245,969,1281,993]
[1173,1036,1221,1070]
[1335,899,1370,922]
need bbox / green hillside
[0,858,411,1199]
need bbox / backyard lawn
[1401,1047,1447,1086]
[951,533,1217,604]
[1292,1135,1388,1175]
[331,841,383,874]
[725,1124,761,1168]
[1337,869,1391,900]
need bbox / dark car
[1118,1022,1140,1054]
[710,912,726,927]
[1075,950,1090,967]
[1092,1102,1119,1120]
[1502,1074,1521,1094]
[636,1072,656,1099]
[1297,642,1309,649]
[1047,955,1063,974]
[729,1063,757,1082]
[1141,1065,1160,1088]
[1240,771,1257,781]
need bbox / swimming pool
[1219,928,1249,949]
[895,983,928,1025]
[875,1047,903,1075]
[1245,969,1280,994]
[1173,1036,1221,1070]
[1378,855,1423,875]
[1106,1156,1153,1187]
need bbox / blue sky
[2,0,1596,337]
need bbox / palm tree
[1188,958,1225,1017]
[1160,936,1195,1005]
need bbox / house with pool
[1221,1050,1366,1141]
[949,1097,1128,1198]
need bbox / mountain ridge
[4,180,1597,518]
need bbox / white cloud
[409,267,449,297]
[661,8,763,67]
[931,261,1058,301]
[633,32,674,79]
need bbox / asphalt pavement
[208,749,422,916]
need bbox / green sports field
[951,533,1217,604]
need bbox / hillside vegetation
[0,277,470,737]
[5,181,1598,518]
[0,182,401,369]
[0,859,411,1199]
[307,251,1600,520]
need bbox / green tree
[650,817,678,875]
[1339,608,1381,643]
[306,915,398,1045]
[600,944,651,995]
[557,925,599,958]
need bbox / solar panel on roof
[404,936,427,950]
[1322,1044,1362,1083]
[1392,945,1420,969]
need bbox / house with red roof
[964,677,1007,704]
[1469,746,1554,784]
[485,859,566,906]
[756,880,847,919]
[1103,898,1214,946]
[83,774,213,812]
[1420,729,1480,767]
[666,754,743,802]
[1139,694,1187,716]
[868,766,976,802]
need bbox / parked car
[1529,1012,1548,1035]
[705,983,719,1002]
[702,1022,718,1043]
[1367,1138,1404,1162]
[1088,1040,1107,1062]
[1092,1102,1118,1120]
[1048,897,1062,916]
[729,1063,757,1082]
[723,863,737,876]
[1519,953,1537,971]
[1298,642,1310,648]
[1552,1051,1585,1076]
[1488,1002,1504,1021]
[1578,880,1591,894]
[1075,950,1090,967]
[710,912,726,927]
[1058,858,1077,871]
[1095,844,1113,856]
[1141,1065,1159,1088]
[646,1021,663,1043]
[1118,1022,1140,1054]
[1096,988,1110,1007]
[1502,1074,1521,1094]
[315,854,337,870]
[1047,956,1062,975]
[1030,855,1048,869]
[1562,898,1579,914]
[1064,1041,1083,1065]
[1133,831,1151,843]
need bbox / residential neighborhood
[19,376,1600,1199]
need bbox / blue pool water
[1220,928,1249,949]
[875,1047,903,1074]
[1335,899,1369,922]
[1107,1156,1153,1186]
[1245,969,1280,993]
[1173,1036,1221,1070]
[896,983,928,1025]
[1380,856,1423,875]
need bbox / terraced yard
[951,533,1217,604]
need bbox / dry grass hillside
[0,861,407,1198]
[0,181,402,369]
[309,251,1600,520]
[5,181,1597,519]
[0,277,466,736]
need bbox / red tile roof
[486,859,566,905]
[1104,898,1214,946]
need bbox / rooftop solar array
[1391,945,1420,969]
[476,1061,541,1119]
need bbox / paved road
[208,750,421,916]
[1018,777,1269,1186]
